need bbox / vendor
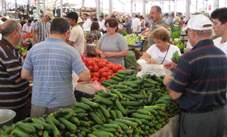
[140,27,181,65]
[96,18,128,66]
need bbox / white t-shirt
[22,23,32,33]
[131,17,141,33]
[146,44,181,64]
[82,18,92,32]
[214,37,227,55]
[69,25,85,54]
[99,19,106,31]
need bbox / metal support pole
[196,0,198,12]
[130,0,133,16]
[174,0,177,16]
[169,0,171,13]
[60,0,63,17]
[213,0,219,10]
[96,0,100,20]
[142,0,146,17]
[81,0,85,8]
[186,0,191,19]
[109,0,112,15]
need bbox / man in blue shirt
[21,17,90,117]
[164,14,227,137]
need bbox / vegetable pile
[1,71,179,137]
[81,56,125,82]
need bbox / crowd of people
[0,4,227,137]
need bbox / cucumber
[43,130,49,137]
[16,122,36,134]
[81,97,99,108]
[115,110,123,118]
[74,102,92,111]
[132,113,152,120]
[99,105,111,118]
[92,131,114,137]
[94,95,113,105]
[90,112,103,124]
[115,99,127,114]
[71,117,80,125]
[11,128,30,137]
[111,76,123,82]
[59,117,77,133]
[46,117,61,137]
[120,100,143,106]
[116,119,138,128]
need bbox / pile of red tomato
[81,56,125,82]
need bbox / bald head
[0,20,20,37]
[0,20,22,46]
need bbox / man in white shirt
[22,19,32,34]
[211,8,227,54]
[99,15,106,33]
[131,15,141,33]
[82,14,92,32]
[66,12,85,55]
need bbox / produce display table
[150,116,178,137]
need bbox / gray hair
[0,20,19,37]
[192,29,213,36]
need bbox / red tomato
[93,72,100,77]
[102,72,109,77]
[93,65,99,72]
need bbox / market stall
[0,70,179,137]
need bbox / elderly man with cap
[164,14,227,137]
[0,20,30,121]
[65,12,85,55]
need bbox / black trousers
[178,106,227,137]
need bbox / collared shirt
[23,38,87,108]
[168,39,227,112]
[69,25,85,54]
[34,21,51,43]
[0,38,30,109]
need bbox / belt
[181,105,225,114]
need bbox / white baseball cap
[185,14,213,31]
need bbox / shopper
[140,27,181,65]
[96,18,128,66]
[0,20,30,121]
[33,12,52,43]
[66,12,85,55]
[22,19,32,34]
[211,8,227,55]
[164,14,227,137]
[21,17,90,117]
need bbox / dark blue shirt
[168,39,227,112]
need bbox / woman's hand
[164,62,177,70]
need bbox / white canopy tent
[0,0,227,18]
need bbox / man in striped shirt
[33,12,52,43]
[164,14,227,137]
[0,20,30,121]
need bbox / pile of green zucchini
[0,71,179,137]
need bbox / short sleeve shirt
[69,25,85,55]
[23,38,87,108]
[146,44,181,64]
[97,33,128,66]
